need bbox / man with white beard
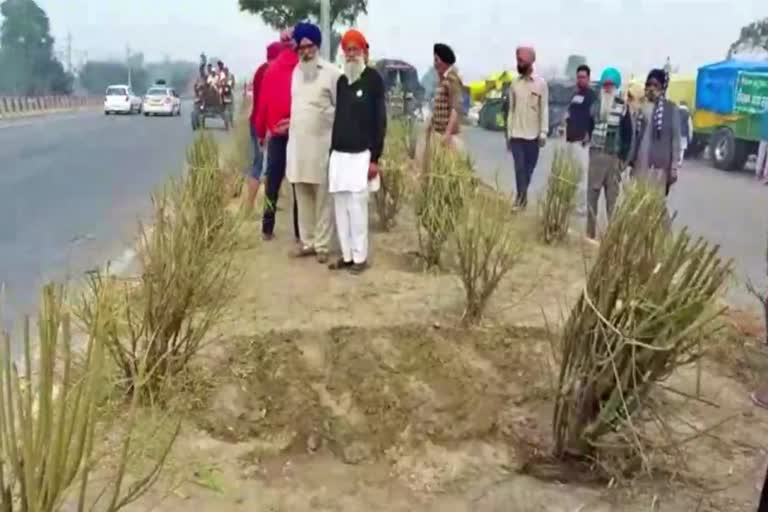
[586,67,633,242]
[286,22,341,263]
[327,29,386,274]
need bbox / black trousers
[262,135,299,238]
[759,463,768,512]
[509,137,541,205]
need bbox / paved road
[463,126,767,310]
[0,105,198,324]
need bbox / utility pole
[66,32,72,74]
[126,44,132,88]
[320,0,331,61]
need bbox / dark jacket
[628,100,681,172]
[565,87,597,142]
[331,67,387,163]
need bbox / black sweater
[331,67,387,163]
[565,88,597,142]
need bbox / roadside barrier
[0,95,102,119]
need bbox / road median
[0,95,102,120]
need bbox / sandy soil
[121,192,768,512]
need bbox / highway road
[464,126,768,310]
[0,105,197,324]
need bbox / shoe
[328,258,353,271]
[262,233,275,241]
[349,262,369,275]
[292,247,316,258]
[316,252,329,264]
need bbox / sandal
[329,259,353,271]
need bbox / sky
[36,0,768,82]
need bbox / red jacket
[255,49,298,140]
[249,63,269,128]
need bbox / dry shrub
[454,188,521,324]
[0,283,178,511]
[553,180,732,468]
[374,118,410,230]
[222,111,252,199]
[79,135,239,402]
[414,133,476,268]
[539,148,581,244]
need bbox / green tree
[0,0,72,94]
[728,17,768,58]
[238,0,367,28]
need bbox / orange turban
[341,29,368,51]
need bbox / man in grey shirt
[628,69,681,197]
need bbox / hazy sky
[37,0,768,81]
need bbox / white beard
[344,59,365,84]
[299,58,319,82]
[599,90,616,122]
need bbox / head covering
[293,22,322,48]
[627,82,644,101]
[433,43,456,66]
[341,29,368,51]
[280,28,293,46]
[645,68,668,89]
[267,41,282,61]
[516,46,536,63]
[600,67,622,89]
[646,68,669,139]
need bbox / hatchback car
[143,86,182,117]
[104,85,142,115]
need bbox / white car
[104,85,142,115]
[143,86,182,117]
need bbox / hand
[368,162,380,181]
[274,118,290,135]
[669,168,679,185]
[538,136,547,148]
[582,135,591,147]
[441,134,453,148]
[259,138,265,148]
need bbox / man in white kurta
[286,23,341,263]
[327,30,387,274]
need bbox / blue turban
[293,22,322,47]
[600,67,622,89]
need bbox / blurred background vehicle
[104,84,142,115]
[143,85,182,117]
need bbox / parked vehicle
[143,85,182,117]
[692,59,768,171]
[104,85,142,115]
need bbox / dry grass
[454,188,522,324]
[552,181,732,472]
[414,133,476,268]
[374,118,411,230]
[538,149,581,244]
[77,134,240,403]
[0,284,178,512]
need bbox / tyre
[711,127,739,171]
[144,112,149,117]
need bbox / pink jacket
[255,48,298,140]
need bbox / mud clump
[196,325,553,465]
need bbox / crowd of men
[248,23,390,274]
[195,59,236,107]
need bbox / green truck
[692,59,768,171]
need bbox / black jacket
[565,88,597,142]
[331,67,387,163]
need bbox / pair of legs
[332,190,369,273]
[509,138,540,208]
[566,141,590,215]
[586,152,621,240]
[245,124,264,209]
[262,135,299,240]
[294,182,333,260]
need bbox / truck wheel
[711,127,738,171]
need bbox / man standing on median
[628,69,681,199]
[430,43,464,151]
[286,22,341,264]
[245,41,282,212]
[328,29,386,274]
[507,46,549,209]
[565,64,597,215]
[586,67,633,241]
[255,29,299,241]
